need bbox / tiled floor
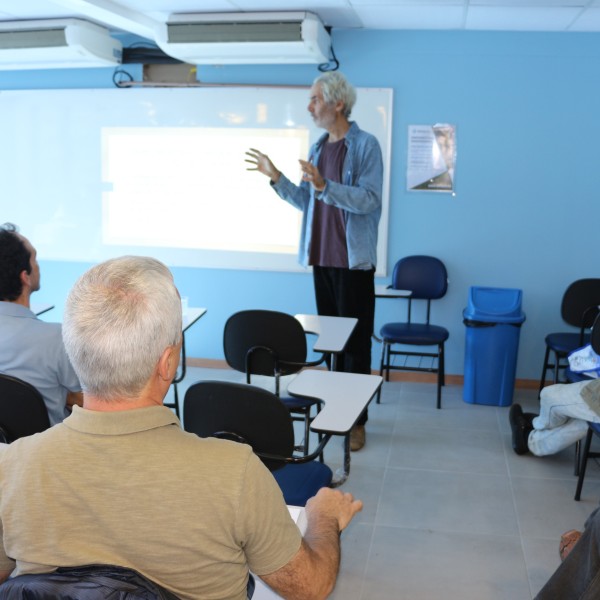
[172,367,600,600]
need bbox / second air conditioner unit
[156,12,331,65]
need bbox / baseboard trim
[186,357,540,390]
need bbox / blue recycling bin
[463,286,526,407]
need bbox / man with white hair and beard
[246,71,383,451]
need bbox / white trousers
[528,381,600,456]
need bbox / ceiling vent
[0,19,122,70]
[156,12,330,65]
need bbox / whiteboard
[0,86,392,274]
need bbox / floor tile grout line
[499,400,537,599]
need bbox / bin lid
[463,286,526,323]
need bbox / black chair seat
[381,322,449,346]
[545,332,590,356]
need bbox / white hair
[313,71,357,118]
[63,256,182,401]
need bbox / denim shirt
[272,121,383,269]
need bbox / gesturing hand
[298,159,325,192]
[245,148,280,182]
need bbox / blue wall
[3,29,600,380]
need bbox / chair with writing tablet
[223,309,326,455]
[184,380,332,507]
[378,255,449,409]
[0,374,50,443]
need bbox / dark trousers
[312,266,375,425]
[535,505,600,599]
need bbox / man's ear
[157,346,176,382]
[19,269,30,289]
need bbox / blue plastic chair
[538,278,600,395]
[183,380,332,506]
[378,256,449,409]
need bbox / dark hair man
[0,223,81,423]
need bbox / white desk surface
[182,307,207,332]
[295,313,358,354]
[288,369,382,435]
[375,284,412,298]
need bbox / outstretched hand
[245,148,280,182]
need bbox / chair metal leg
[574,439,581,476]
[538,345,551,396]
[303,411,310,456]
[377,341,387,404]
[575,427,594,501]
[552,350,561,384]
[436,343,444,410]
[439,343,446,387]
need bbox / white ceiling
[2,0,600,36]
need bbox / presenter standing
[246,71,383,451]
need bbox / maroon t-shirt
[308,138,349,268]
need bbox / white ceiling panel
[115,0,238,10]
[316,7,364,28]
[350,0,463,5]
[1,0,600,33]
[466,6,581,30]
[0,0,67,19]
[355,6,465,29]
[233,0,350,8]
[471,0,585,5]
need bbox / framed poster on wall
[407,124,456,193]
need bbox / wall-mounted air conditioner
[0,19,122,70]
[156,12,331,65]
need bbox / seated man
[0,223,81,424]
[535,504,600,599]
[0,255,362,599]
[510,378,600,456]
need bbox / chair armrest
[256,434,332,466]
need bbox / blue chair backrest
[392,256,448,300]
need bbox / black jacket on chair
[0,564,180,599]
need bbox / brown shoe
[350,425,366,451]
[559,529,582,561]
